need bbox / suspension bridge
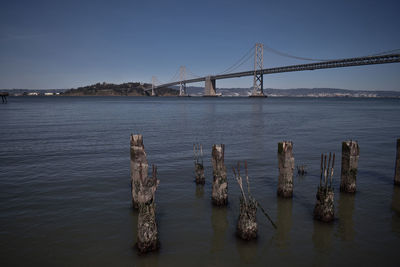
[149,44,400,97]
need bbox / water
[1,96,399,266]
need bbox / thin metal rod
[256,201,277,229]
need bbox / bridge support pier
[179,82,187,96]
[204,76,217,97]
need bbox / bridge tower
[250,43,266,97]
[151,76,157,96]
[179,66,187,96]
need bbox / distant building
[44,92,54,96]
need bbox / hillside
[62,82,179,96]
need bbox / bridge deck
[154,53,400,89]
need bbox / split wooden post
[277,141,294,198]
[233,162,258,240]
[211,144,228,206]
[314,153,335,222]
[340,141,360,193]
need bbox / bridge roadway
[153,53,400,91]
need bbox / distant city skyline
[1,0,399,90]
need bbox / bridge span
[152,44,400,97]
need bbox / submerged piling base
[137,202,159,253]
[212,190,228,206]
[212,144,228,206]
[313,187,334,222]
[195,163,205,184]
[237,197,258,240]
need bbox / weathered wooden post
[137,164,160,253]
[193,143,205,184]
[233,162,257,240]
[0,92,8,104]
[297,165,307,176]
[314,153,335,222]
[130,134,148,208]
[395,139,400,186]
[277,141,294,198]
[211,144,228,206]
[340,141,360,193]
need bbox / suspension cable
[217,46,255,75]
[166,67,181,83]
[186,67,202,78]
[263,43,400,62]
[263,43,333,61]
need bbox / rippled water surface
[1,96,400,266]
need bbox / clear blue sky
[1,0,399,90]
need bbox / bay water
[1,96,400,266]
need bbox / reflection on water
[312,221,334,251]
[210,206,228,265]
[236,238,258,264]
[250,100,265,139]
[312,220,334,266]
[391,186,400,235]
[210,206,228,253]
[337,192,355,241]
[275,198,293,248]
[195,184,204,198]
[137,256,159,267]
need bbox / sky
[1,0,399,90]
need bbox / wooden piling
[136,164,160,253]
[277,141,294,198]
[297,165,307,176]
[233,162,257,240]
[340,141,360,193]
[0,92,8,104]
[314,153,335,222]
[130,134,148,208]
[211,144,228,206]
[194,143,205,184]
[395,139,400,186]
